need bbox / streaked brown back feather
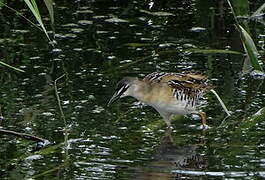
[143,72,211,96]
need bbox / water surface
[0,0,265,179]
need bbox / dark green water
[0,0,265,179]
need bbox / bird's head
[107,77,139,107]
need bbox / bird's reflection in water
[135,128,207,180]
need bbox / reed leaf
[23,0,51,42]
[227,0,264,72]
[0,61,25,73]
[238,25,263,71]
[44,0,54,25]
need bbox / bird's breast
[150,99,196,115]
[132,83,197,115]
[146,91,196,115]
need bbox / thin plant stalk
[210,89,231,117]
[54,74,66,126]
[54,74,69,156]
[0,61,25,73]
[0,128,49,144]
[0,1,43,32]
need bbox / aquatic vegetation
[23,0,53,42]
[0,0,54,72]
[228,0,264,72]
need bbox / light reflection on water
[0,0,265,179]
[172,170,265,178]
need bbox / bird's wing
[144,72,210,95]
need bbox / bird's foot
[198,124,210,130]
[166,125,173,130]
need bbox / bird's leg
[161,127,173,144]
[164,116,172,129]
[158,111,172,128]
[198,111,208,129]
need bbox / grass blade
[0,61,25,73]
[238,25,263,71]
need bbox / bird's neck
[130,80,151,103]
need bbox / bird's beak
[107,92,121,107]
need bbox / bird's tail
[210,89,231,116]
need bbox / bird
[107,72,230,128]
